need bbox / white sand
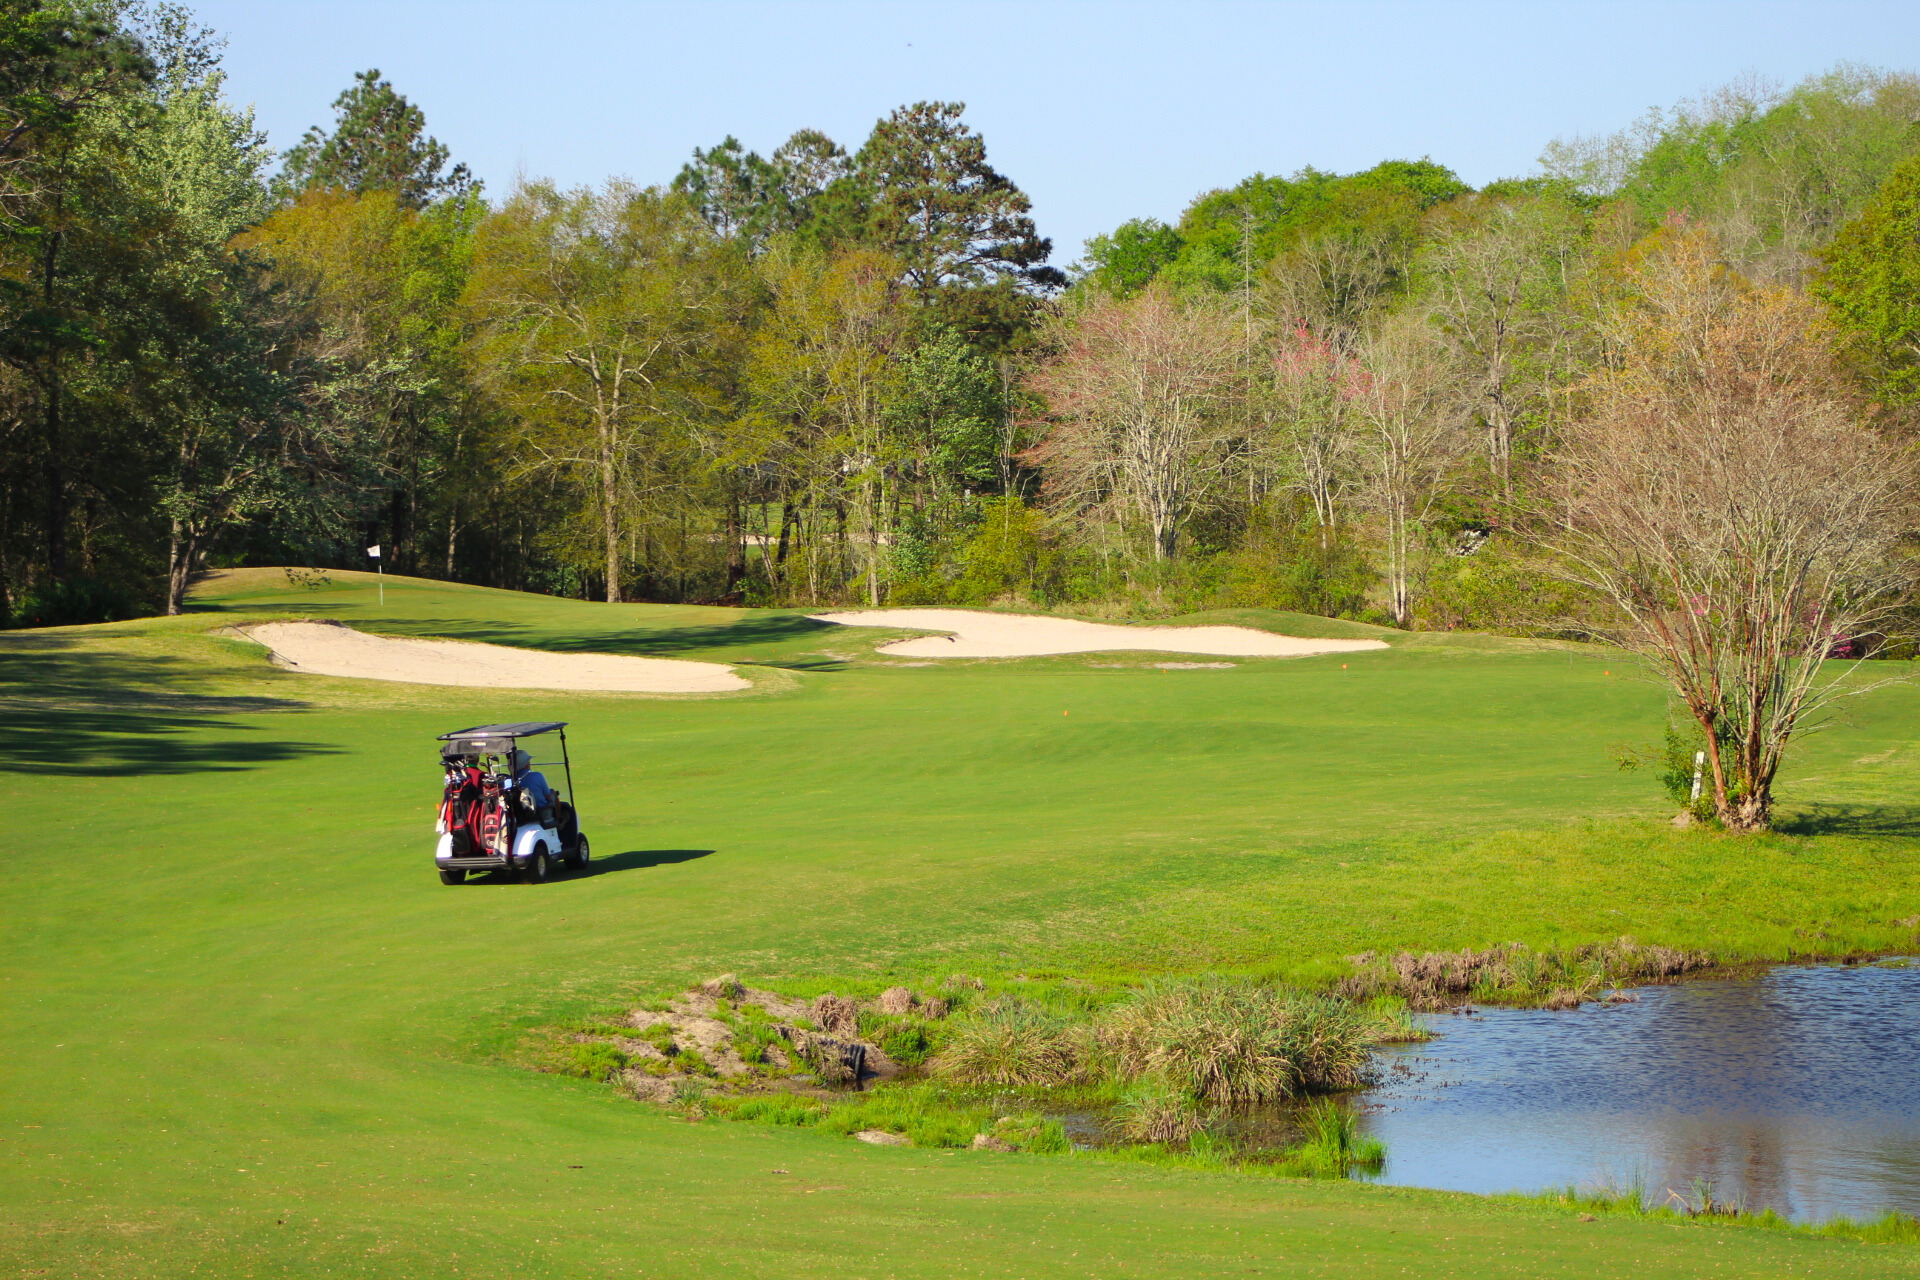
[241,621,749,693]
[809,608,1390,659]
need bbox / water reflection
[1362,960,1920,1222]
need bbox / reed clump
[1362,995,1433,1044]
[1099,978,1371,1103]
[931,999,1081,1087]
[1114,1077,1207,1144]
[1341,937,1713,1010]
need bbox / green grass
[4,567,1920,1277]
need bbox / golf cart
[433,721,589,885]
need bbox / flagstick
[377,560,384,607]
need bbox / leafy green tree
[889,324,1005,495]
[467,181,742,602]
[1544,66,1920,279]
[676,129,856,254]
[238,186,482,579]
[1816,152,1920,411]
[279,68,472,209]
[746,243,908,604]
[1077,218,1183,297]
[0,0,153,594]
[1161,161,1468,300]
[0,0,150,219]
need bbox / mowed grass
[5,567,1919,1278]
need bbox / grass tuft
[1273,1100,1385,1177]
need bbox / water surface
[1362,960,1920,1222]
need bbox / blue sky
[191,1,1920,265]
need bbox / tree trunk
[725,489,745,601]
[166,522,198,616]
[599,416,621,603]
[1152,512,1177,560]
[1387,495,1410,625]
[41,370,67,582]
[865,475,881,607]
[40,228,68,583]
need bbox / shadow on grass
[1775,804,1920,837]
[450,850,714,886]
[0,634,335,777]
[205,610,837,657]
[576,849,715,877]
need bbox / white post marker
[1689,750,1706,804]
[367,544,384,607]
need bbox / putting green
[5,568,1917,1278]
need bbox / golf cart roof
[438,722,567,750]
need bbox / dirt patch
[237,620,747,693]
[810,608,1389,659]
[606,979,949,1101]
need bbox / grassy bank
[4,568,1918,1277]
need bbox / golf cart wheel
[526,851,550,884]
[567,834,590,871]
[438,867,465,885]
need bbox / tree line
[5,5,1920,828]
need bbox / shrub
[9,576,145,629]
[1114,1078,1206,1144]
[669,1077,711,1112]
[933,1001,1079,1087]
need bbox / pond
[1360,959,1920,1223]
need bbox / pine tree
[278,68,471,209]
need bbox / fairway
[7,569,1919,1278]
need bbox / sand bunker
[241,621,749,693]
[810,609,1389,659]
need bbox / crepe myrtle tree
[1546,229,1919,832]
[1026,286,1240,561]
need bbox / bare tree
[1350,311,1467,625]
[1545,230,1918,831]
[1264,324,1362,545]
[1026,288,1240,560]
[1263,220,1410,354]
[1419,194,1587,494]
